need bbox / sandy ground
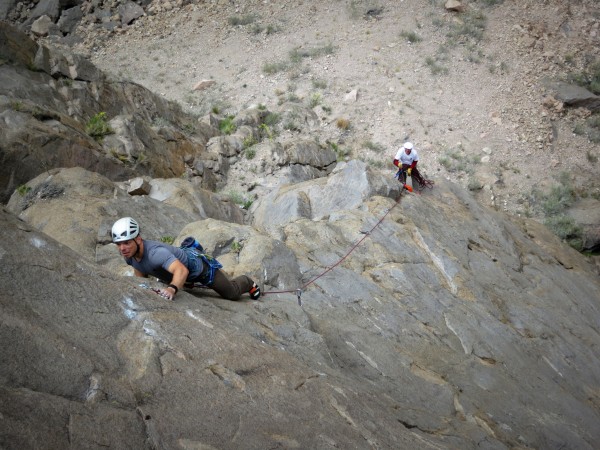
[83,0,600,218]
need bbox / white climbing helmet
[111,217,140,243]
[403,142,414,151]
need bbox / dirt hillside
[75,0,599,218]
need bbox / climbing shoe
[249,282,261,300]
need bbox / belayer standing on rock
[111,217,261,301]
[393,141,427,187]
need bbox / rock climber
[111,217,260,301]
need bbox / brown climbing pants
[210,269,253,301]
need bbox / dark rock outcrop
[0,21,215,203]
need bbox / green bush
[309,93,322,108]
[447,10,487,42]
[219,116,236,135]
[160,236,175,245]
[288,44,336,63]
[425,56,449,75]
[259,123,275,140]
[363,140,386,153]
[16,184,32,196]
[228,190,253,209]
[262,61,288,75]
[312,78,327,89]
[400,30,422,43]
[544,214,581,240]
[568,60,600,95]
[86,112,113,140]
[263,113,280,126]
[228,14,256,26]
[243,136,258,149]
[540,174,575,216]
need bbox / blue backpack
[180,237,223,286]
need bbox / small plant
[231,241,243,253]
[587,151,598,163]
[541,183,575,216]
[567,59,600,95]
[243,135,258,149]
[544,215,582,249]
[288,43,336,63]
[309,92,322,108]
[86,112,113,140]
[286,93,301,103]
[584,113,600,143]
[363,140,386,153]
[470,154,482,164]
[312,78,327,89]
[245,148,256,159]
[527,171,584,249]
[262,61,288,75]
[228,14,256,26]
[425,56,449,75]
[283,120,301,131]
[336,118,350,130]
[259,123,275,140]
[438,148,464,172]
[152,117,170,128]
[219,116,236,135]
[467,178,483,191]
[182,122,195,134]
[10,100,23,111]
[573,122,586,136]
[447,9,487,42]
[16,184,31,196]
[400,30,422,43]
[228,190,253,209]
[251,23,280,34]
[160,236,175,245]
[329,141,349,160]
[264,112,280,126]
[365,158,384,168]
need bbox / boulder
[31,15,56,36]
[273,138,337,170]
[566,197,600,252]
[251,160,401,236]
[445,0,465,12]
[119,1,145,25]
[57,6,83,35]
[127,176,151,195]
[545,81,600,111]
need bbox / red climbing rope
[264,188,409,303]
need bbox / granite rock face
[2,171,600,449]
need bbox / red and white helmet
[403,142,414,151]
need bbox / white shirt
[395,147,419,165]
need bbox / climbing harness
[180,238,223,286]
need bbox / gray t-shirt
[126,240,203,282]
